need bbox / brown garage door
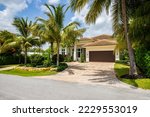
[89,51,115,62]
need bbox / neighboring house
[60,34,120,62]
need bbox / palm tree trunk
[48,45,51,64]
[50,42,54,59]
[57,42,60,66]
[24,47,27,65]
[121,0,137,76]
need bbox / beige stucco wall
[85,45,116,51]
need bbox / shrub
[30,54,44,67]
[144,52,150,77]
[135,46,150,77]
[52,54,64,65]
[57,63,68,72]
[115,60,128,64]
[0,54,24,65]
[80,53,85,63]
[43,60,51,67]
[120,49,129,61]
[64,55,73,62]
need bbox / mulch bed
[120,74,147,79]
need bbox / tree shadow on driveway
[83,69,120,84]
[64,64,85,75]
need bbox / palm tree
[13,17,39,65]
[0,30,21,54]
[35,18,55,62]
[42,3,83,66]
[129,0,150,48]
[70,0,138,76]
[43,4,68,66]
[62,22,86,60]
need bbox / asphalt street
[0,74,150,100]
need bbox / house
[59,34,120,62]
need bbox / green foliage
[52,54,64,65]
[120,50,129,61]
[114,63,129,78]
[0,54,24,65]
[129,1,150,47]
[115,60,128,65]
[43,60,51,67]
[114,63,150,89]
[70,0,111,24]
[80,53,85,63]
[64,55,73,62]
[57,63,68,72]
[13,17,40,64]
[135,46,150,77]
[144,52,150,77]
[42,48,51,60]
[30,54,44,67]
[0,30,21,54]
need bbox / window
[72,49,74,56]
[62,48,65,55]
[77,49,81,58]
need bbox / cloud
[41,0,60,12]
[71,5,113,37]
[48,0,59,5]
[0,0,30,33]
[40,4,49,12]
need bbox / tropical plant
[35,18,55,63]
[129,0,150,48]
[13,17,39,64]
[42,4,68,66]
[30,54,44,67]
[70,0,138,76]
[0,30,21,54]
[40,3,85,66]
[62,22,86,61]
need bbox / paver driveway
[37,62,129,88]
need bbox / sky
[0,0,113,38]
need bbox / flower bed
[15,66,57,72]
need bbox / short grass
[0,69,57,77]
[114,63,150,89]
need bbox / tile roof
[83,39,116,47]
[78,34,116,47]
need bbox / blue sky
[0,0,113,38]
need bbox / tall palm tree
[43,3,83,66]
[70,0,137,76]
[43,4,68,66]
[36,18,55,62]
[13,17,39,65]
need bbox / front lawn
[0,69,57,77]
[114,63,150,89]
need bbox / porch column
[86,50,89,62]
[65,47,68,55]
[73,43,77,61]
[115,48,120,61]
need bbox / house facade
[60,34,120,62]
